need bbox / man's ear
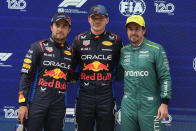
[106,17,109,24]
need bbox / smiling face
[50,19,70,44]
[88,14,109,35]
[126,22,146,46]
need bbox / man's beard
[53,33,65,43]
[53,37,64,42]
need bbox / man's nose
[57,26,63,31]
[131,30,136,34]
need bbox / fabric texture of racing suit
[73,31,123,131]
[119,38,172,131]
[18,37,73,131]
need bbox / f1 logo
[0,53,12,62]
[58,0,87,8]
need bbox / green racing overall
[120,38,171,131]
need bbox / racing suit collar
[90,31,107,39]
[49,37,67,48]
[130,37,147,50]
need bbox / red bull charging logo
[81,61,111,81]
[38,68,67,90]
[83,61,109,72]
[43,68,67,80]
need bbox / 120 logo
[154,2,175,15]
[4,108,18,118]
[7,0,26,10]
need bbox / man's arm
[18,42,41,122]
[116,47,124,82]
[114,34,124,81]
[71,36,80,82]
[155,45,172,119]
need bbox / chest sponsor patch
[83,40,90,46]
[102,49,112,51]
[46,47,53,52]
[64,50,71,55]
[102,41,112,46]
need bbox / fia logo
[119,0,146,16]
[7,0,26,10]
[0,53,13,67]
[154,1,175,15]
[58,0,87,8]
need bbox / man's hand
[18,106,28,124]
[157,104,168,120]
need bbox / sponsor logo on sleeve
[28,49,33,54]
[24,58,32,64]
[23,63,31,69]
[21,68,28,73]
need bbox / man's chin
[53,37,65,42]
[130,38,138,43]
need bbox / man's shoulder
[121,44,131,51]
[107,31,122,40]
[75,31,90,40]
[143,38,163,50]
[29,38,49,52]
[31,39,48,46]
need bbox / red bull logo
[83,61,109,72]
[43,68,67,80]
[40,68,67,90]
[81,72,111,81]
[38,78,66,90]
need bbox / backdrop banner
[0,0,196,130]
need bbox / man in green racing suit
[119,15,172,131]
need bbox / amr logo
[58,0,87,8]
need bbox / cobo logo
[193,57,196,71]
[119,0,146,16]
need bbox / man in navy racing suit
[17,12,73,131]
[73,4,123,131]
